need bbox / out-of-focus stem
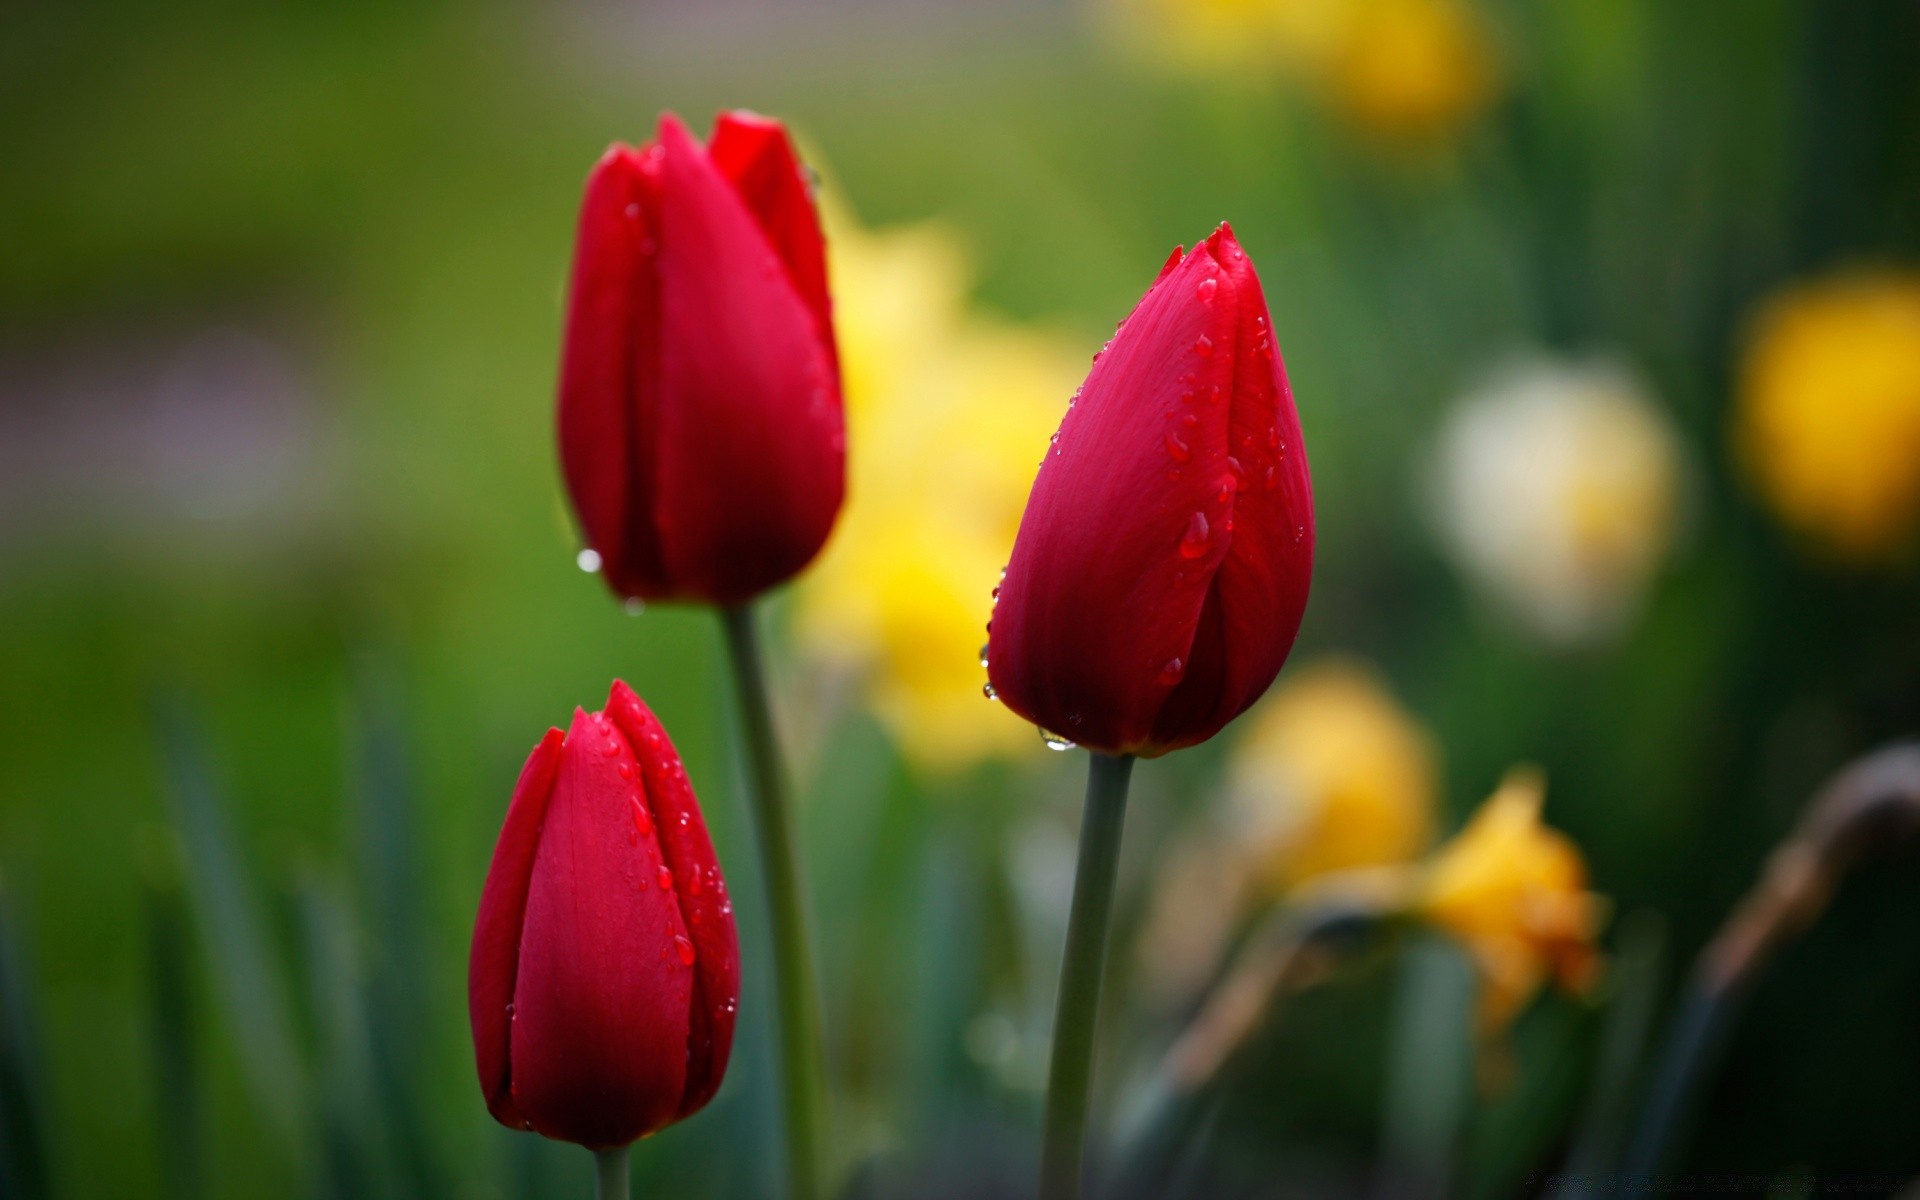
[593,1145,629,1200]
[1116,893,1394,1195]
[1039,752,1136,1200]
[719,604,826,1200]
[1617,741,1920,1198]
[1552,911,1667,1200]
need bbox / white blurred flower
[1431,358,1684,645]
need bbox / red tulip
[558,110,843,606]
[469,681,741,1148]
[986,225,1313,757]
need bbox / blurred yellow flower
[1102,0,1501,140]
[1418,767,1603,1030]
[1737,271,1920,561]
[1432,358,1684,646]
[1106,0,1353,73]
[1134,657,1435,1006]
[1226,657,1438,891]
[793,205,1084,770]
[1326,0,1500,139]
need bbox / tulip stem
[718,604,825,1200]
[1039,752,1137,1200]
[593,1145,629,1200]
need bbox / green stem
[593,1145,629,1200]
[1039,752,1136,1200]
[718,604,825,1200]
[1615,979,1738,1200]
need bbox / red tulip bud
[469,681,741,1148]
[986,225,1313,757]
[558,111,844,605]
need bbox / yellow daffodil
[1418,767,1603,1030]
[1737,271,1920,561]
[1226,657,1439,891]
[1432,358,1684,646]
[792,205,1085,770]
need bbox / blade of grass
[154,697,310,1165]
[0,888,49,1200]
[345,657,446,1199]
[141,865,203,1200]
[1553,911,1667,1200]
[1373,934,1476,1200]
[294,872,400,1200]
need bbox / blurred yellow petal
[794,201,1086,772]
[1418,767,1604,1030]
[1737,271,1920,561]
[1327,0,1500,140]
[1098,0,1501,141]
[1103,0,1355,74]
[1225,657,1439,892]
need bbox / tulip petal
[706,110,838,385]
[468,726,565,1132]
[509,707,694,1147]
[1151,225,1313,748]
[604,681,741,1118]
[651,113,845,602]
[557,144,668,598]
[990,239,1244,753]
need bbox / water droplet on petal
[624,597,645,616]
[1039,729,1077,751]
[1180,413,1198,428]
[983,683,998,701]
[1179,512,1211,559]
[657,865,674,890]
[1193,335,1213,358]
[576,548,603,573]
[1264,465,1279,491]
[687,869,703,896]
[1164,431,1191,462]
[1158,658,1186,685]
[1196,277,1218,302]
[674,935,696,966]
[978,643,991,668]
[633,800,652,837]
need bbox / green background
[2,0,1918,1195]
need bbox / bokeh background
[4,0,1920,1196]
